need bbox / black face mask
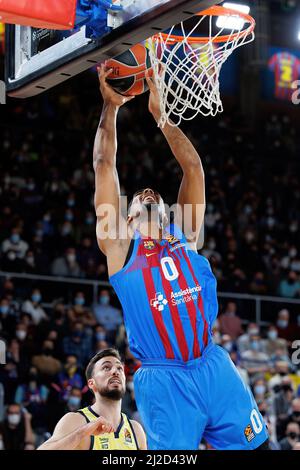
[282,384,293,393]
[293,411,300,419]
[287,432,299,440]
[260,410,266,417]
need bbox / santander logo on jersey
[150,286,202,311]
[151,293,168,312]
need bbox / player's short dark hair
[85,348,122,382]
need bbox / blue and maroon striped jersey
[109,224,218,361]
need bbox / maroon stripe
[158,262,189,362]
[181,248,209,348]
[166,245,201,358]
[140,240,175,359]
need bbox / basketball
[105,43,153,96]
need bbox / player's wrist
[103,100,120,110]
[151,110,161,122]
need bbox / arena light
[216,3,250,30]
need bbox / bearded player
[93,63,269,450]
[38,349,146,450]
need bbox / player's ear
[87,378,96,392]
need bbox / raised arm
[146,73,205,249]
[94,64,133,256]
[37,412,114,450]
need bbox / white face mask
[8,414,21,426]
[16,330,27,341]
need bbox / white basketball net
[147,8,255,127]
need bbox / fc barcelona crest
[144,240,155,250]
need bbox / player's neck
[92,396,122,429]
[138,221,163,240]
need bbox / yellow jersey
[77,406,139,450]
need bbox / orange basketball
[106,43,153,96]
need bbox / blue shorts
[133,343,269,450]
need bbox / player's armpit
[130,420,147,450]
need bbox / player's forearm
[93,103,118,170]
[37,427,84,450]
[157,118,204,174]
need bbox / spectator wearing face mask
[67,292,96,328]
[262,325,288,356]
[0,298,17,338]
[253,378,268,403]
[0,405,34,450]
[220,334,236,355]
[278,271,300,299]
[62,322,92,368]
[51,247,82,278]
[22,250,39,274]
[218,302,243,340]
[65,387,83,413]
[237,323,260,353]
[94,325,108,348]
[21,289,48,325]
[93,290,123,343]
[275,309,300,342]
[240,335,271,376]
[279,422,300,450]
[1,228,29,261]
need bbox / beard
[99,386,126,401]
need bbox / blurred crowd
[0,283,300,450]
[0,69,300,450]
[0,74,300,297]
[0,281,140,450]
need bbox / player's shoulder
[129,419,147,450]
[57,411,87,428]
[129,419,143,432]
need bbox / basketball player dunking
[38,349,147,450]
[93,64,269,450]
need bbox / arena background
[0,0,300,451]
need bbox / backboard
[5,0,221,98]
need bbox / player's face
[131,188,162,208]
[91,357,126,400]
[128,188,165,226]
